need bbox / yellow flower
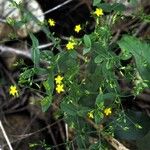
[55,75,64,84]
[94,8,103,17]
[74,24,81,33]
[9,85,19,97]
[104,108,112,116]
[48,18,56,27]
[66,41,76,50]
[56,84,64,94]
[87,111,94,119]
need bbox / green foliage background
[11,0,150,149]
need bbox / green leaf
[75,135,88,149]
[41,50,54,63]
[60,102,78,116]
[19,68,35,85]
[69,50,78,59]
[93,0,101,6]
[14,21,24,28]
[137,131,150,150]
[129,0,139,6]
[97,3,112,12]
[83,34,91,48]
[103,92,116,100]
[83,35,91,55]
[41,95,52,112]
[96,93,115,106]
[30,33,40,67]
[97,3,125,12]
[118,35,150,84]
[95,94,104,106]
[94,55,103,64]
[89,142,101,150]
[94,110,104,124]
[83,48,91,55]
[77,109,89,117]
[111,3,126,12]
[36,67,48,76]
[120,51,132,60]
[43,72,54,95]
[115,110,150,141]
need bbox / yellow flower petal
[56,84,64,94]
[94,8,103,17]
[48,18,56,27]
[74,24,81,33]
[9,85,19,97]
[55,75,64,84]
[87,111,94,119]
[104,108,112,116]
[66,41,76,50]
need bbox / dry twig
[0,120,13,150]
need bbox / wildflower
[104,108,112,116]
[74,24,81,33]
[66,41,76,50]
[55,75,64,84]
[9,85,19,97]
[87,111,94,119]
[94,8,103,17]
[56,84,64,94]
[48,18,56,27]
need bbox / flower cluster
[47,8,104,52]
[87,107,112,120]
[48,18,82,34]
[55,75,64,94]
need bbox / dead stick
[0,120,13,150]
[0,45,49,66]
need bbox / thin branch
[0,45,31,59]
[134,22,148,36]
[0,42,53,57]
[42,0,73,16]
[5,118,63,145]
[0,120,13,150]
[0,45,50,66]
[110,29,121,45]
[38,42,53,49]
[65,123,69,141]
[0,18,6,23]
